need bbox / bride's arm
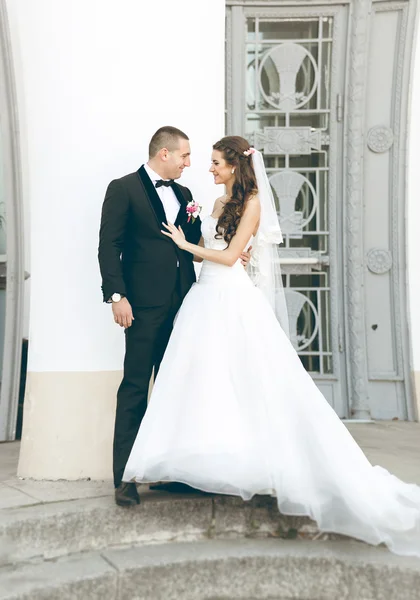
[163,198,260,267]
[193,237,204,263]
[191,198,220,264]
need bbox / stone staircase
[1,490,420,600]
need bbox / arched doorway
[226,0,417,420]
[0,0,25,441]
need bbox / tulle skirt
[123,261,420,558]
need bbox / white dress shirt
[144,163,180,225]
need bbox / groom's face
[166,138,191,180]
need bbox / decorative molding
[369,373,402,381]
[344,0,372,420]
[321,133,330,146]
[374,2,408,12]
[241,6,342,19]
[388,3,409,385]
[264,127,322,155]
[367,125,394,153]
[227,1,350,6]
[366,248,393,274]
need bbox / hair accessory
[243,148,256,156]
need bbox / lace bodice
[198,215,253,287]
[201,215,253,251]
[201,215,228,250]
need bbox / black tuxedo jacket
[98,165,202,307]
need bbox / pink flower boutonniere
[186,200,202,224]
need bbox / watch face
[112,293,121,302]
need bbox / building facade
[0,0,419,479]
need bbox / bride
[123,135,420,558]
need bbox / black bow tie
[155,179,174,188]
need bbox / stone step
[0,491,321,565]
[1,538,420,600]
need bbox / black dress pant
[113,282,182,487]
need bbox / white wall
[6,0,225,373]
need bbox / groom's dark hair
[149,126,189,158]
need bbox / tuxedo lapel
[173,184,188,228]
[137,165,167,227]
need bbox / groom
[98,126,202,506]
[99,126,251,507]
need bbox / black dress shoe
[149,482,208,494]
[115,482,140,506]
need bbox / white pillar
[6,0,225,479]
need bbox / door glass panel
[258,19,320,40]
[245,16,333,375]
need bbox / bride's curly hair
[213,136,258,245]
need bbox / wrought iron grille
[245,16,334,375]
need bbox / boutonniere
[186,200,202,224]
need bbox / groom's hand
[112,297,134,328]
[240,245,252,268]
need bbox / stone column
[345,0,373,420]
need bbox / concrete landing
[0,421,419,600]
[1,421,419,509]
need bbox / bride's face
[209,150,235,186]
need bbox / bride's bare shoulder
[211,195,226,214]
[213,194,225,206]
[246,194,261,214]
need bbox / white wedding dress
[123,215,420,558]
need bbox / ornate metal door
[226,0,417,421]
[227,3,349,416]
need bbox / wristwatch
[111,293,125,303]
